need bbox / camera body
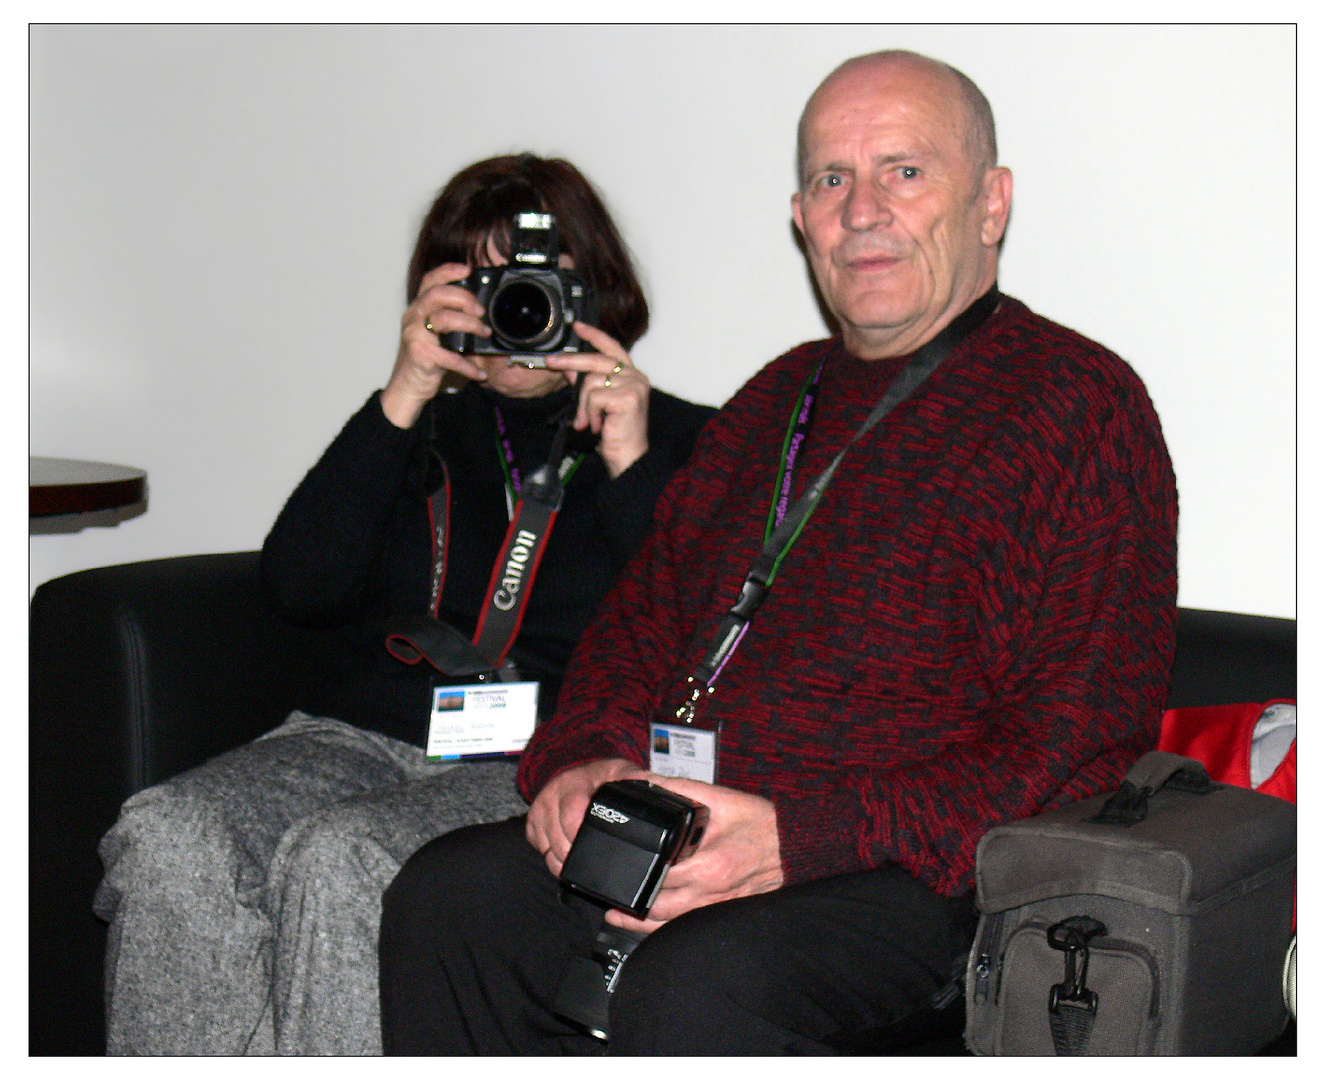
[559,778,709,919]
[438,212,597,364]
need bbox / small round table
[30,457,147,517]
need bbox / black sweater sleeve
[593,389,717,566]
[260,392,422,626]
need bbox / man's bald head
[796,50,998,189]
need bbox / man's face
[792,59,1011,358]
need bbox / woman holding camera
[93,153,716,1055]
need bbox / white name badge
[426,681,539,760]
[649,723,718,784]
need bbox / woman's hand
[545,323,651,478]
[379,263,492,429]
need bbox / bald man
[378,50,1178,1055]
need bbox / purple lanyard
[493,406,522,519]
[769,358,826,533]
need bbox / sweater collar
[477,381,578,420]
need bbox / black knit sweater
[260,382,716,747]
[519,297,1179,897]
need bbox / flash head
[558,778,708,919]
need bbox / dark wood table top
[30,457,147,517]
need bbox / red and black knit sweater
[518,297,1178,898]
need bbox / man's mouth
[841,250,906,272]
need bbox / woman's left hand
[544,322,651,479]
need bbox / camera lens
[490,278,558,348]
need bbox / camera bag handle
[1086,750,1215,826]
[672,288,1001,725]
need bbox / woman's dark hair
[407,154,649,350]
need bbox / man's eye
[899,166,920,180]
[818,173,844,189]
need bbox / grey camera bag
[963,751,1295,1055]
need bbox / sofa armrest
[29,549,348,1054]
[30,550,348,792]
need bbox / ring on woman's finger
[603,374,613,388]
[611,363,624,375]
[425,319,436,334]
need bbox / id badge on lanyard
[427,681,540,760]
[650,722,719,783]
[647,357,825,785]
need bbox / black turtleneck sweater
[260,382,716,747]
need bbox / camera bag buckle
[1047,915,1107,1055]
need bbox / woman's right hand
[379,263,492,429]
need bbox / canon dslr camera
[552,778,709,1041]
[438,211,597,364]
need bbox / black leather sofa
[29,551,1297,1055]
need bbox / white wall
[29,24,1296,617]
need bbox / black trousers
[379,815,976,1055]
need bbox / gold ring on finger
[425,319,436,333]
[603,375,613,388]
[611,363,624,374]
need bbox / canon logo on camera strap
[492,529,539,611]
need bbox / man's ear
[791,191,805,238]
[979,167,1013,247]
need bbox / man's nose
[842,180,892,232]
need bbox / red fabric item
[1158,699,1297,803]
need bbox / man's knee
[381,816,531,955]
[607,903,780,1051]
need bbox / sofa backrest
[1168,607,1296,708]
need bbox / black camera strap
[385,393,584,677]
[671,288,1000,726]
[471,408,578,666]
